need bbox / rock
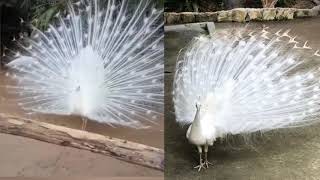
[206,22,215,37]
[165,6,319,25]
[262,8,277,20]
[218,10,232,22]
[195,12,206,22]
[164,12,167,24]
[294,8,318,17]
[276,8,295,20]
[180,12,195,23]
[247,8,263,21]
[166,13,181,25]
[232,8,248,22]
[312,5,320,11]
[195,12,218,22]
[312,5,320,16]
[206,12,218,22]
[285,8,295,19]
[294,9,315,17]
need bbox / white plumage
[4,0,164,127]
[173,28,320,170]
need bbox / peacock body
[4,0,164,127]
[173,28,320,170]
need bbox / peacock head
[195,103,201,111]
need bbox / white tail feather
[5,0,164,127]
[173,28,320,136]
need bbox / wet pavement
[165,17,320,179]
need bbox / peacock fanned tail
[5,0,164,127]
[173,27,320,136]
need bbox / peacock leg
[204,144,213,168]
[194,145,206,172]
[81,117,88,131]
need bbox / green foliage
[164,0,226,12]
[20,0,164,30]
[31,1,66,30]
[164,0,191,12]
[20,0,33,10]
[19,0,67,30]
[276,0,296,7]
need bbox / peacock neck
[191,105,202,128]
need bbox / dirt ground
[0,133,162,177]
[165,17,320,179]
[0,108,164,177]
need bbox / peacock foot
[194,162,206,172]
[204,160,213,168]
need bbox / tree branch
[0,113,164,171]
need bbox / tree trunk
[224,0,244,10]
[0,113,164,171]
[192,0,199,12]
[261,0,279,8]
